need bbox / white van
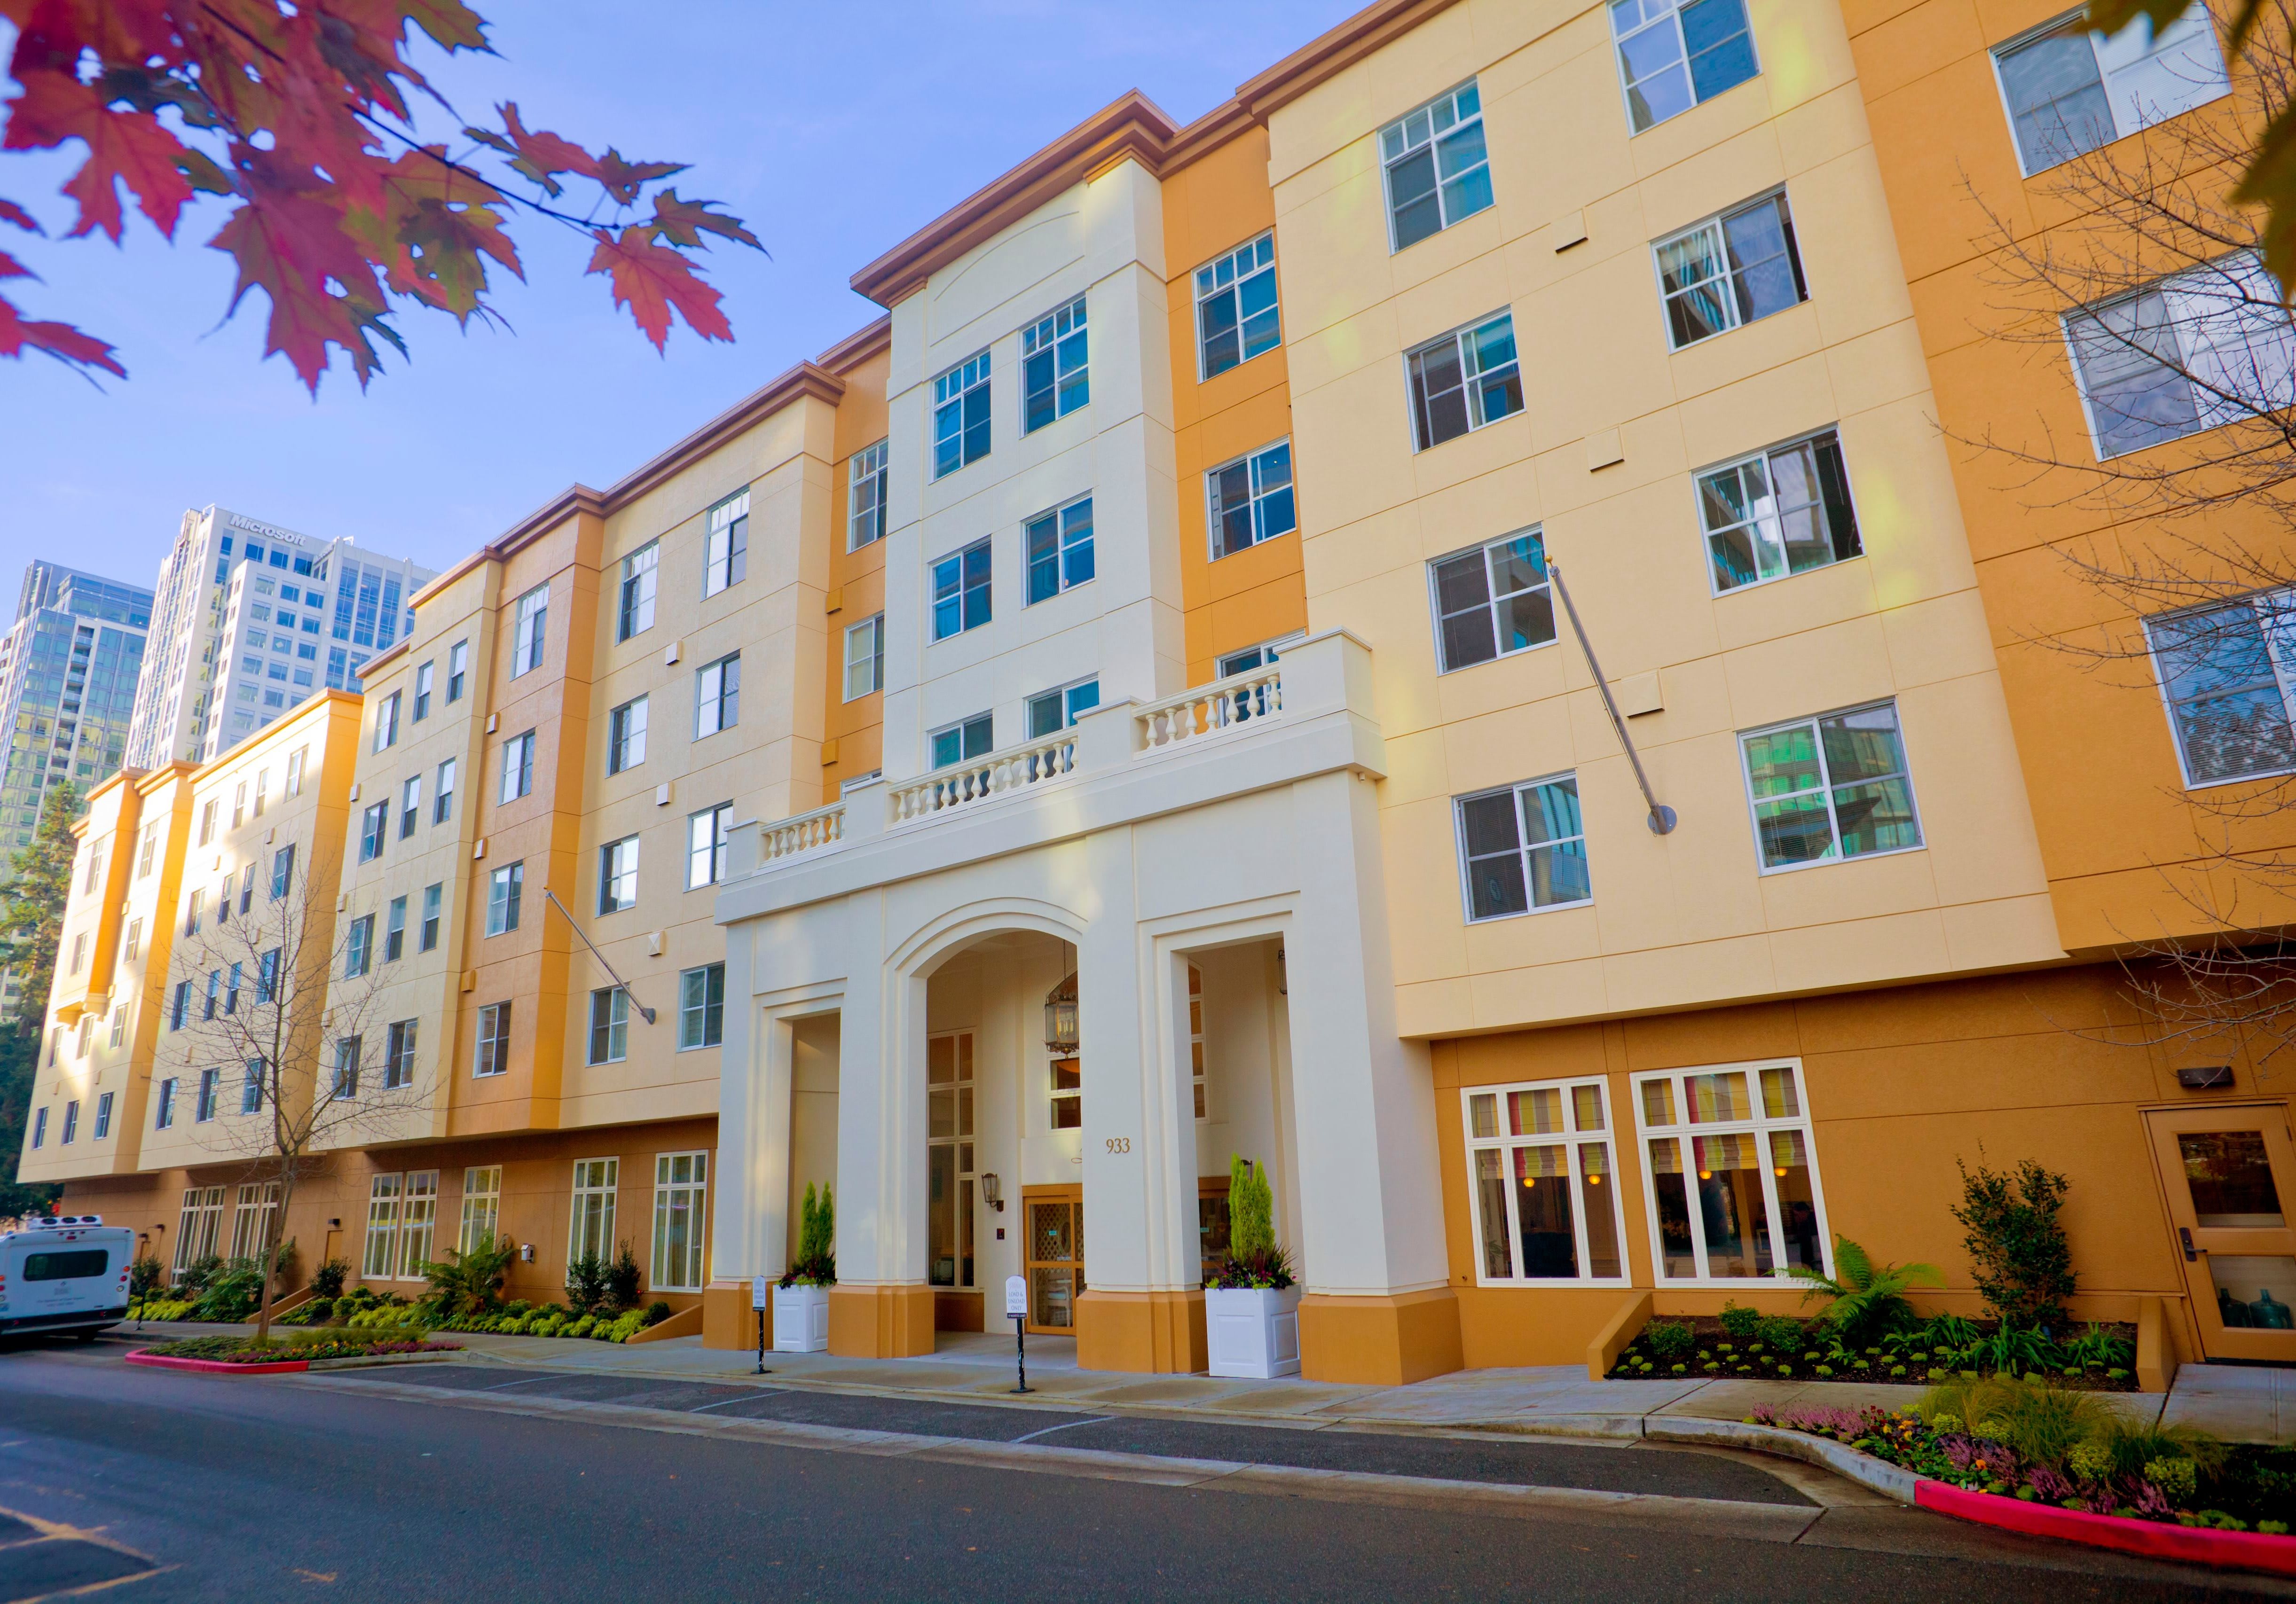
[0,1215,135,1338]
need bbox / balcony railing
[886,727,1079,826]
[1135,661,1282,751]
[760,800,844,863]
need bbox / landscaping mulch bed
[1605,1315,2140,1392]
[138,1334,460,1364]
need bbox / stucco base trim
[829,1283,936,1357]
[1298,1288,1462,1385]
[701,1281,759,1351]
[1075,1288,1207,1373]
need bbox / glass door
[2146,1105,2296,1361]
[1024,1186,1083,1335]
[927,1032,975,1293]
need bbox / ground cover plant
[1606,1307,2140,1390]
[138,1332,459,1363]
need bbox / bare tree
[163,856,422,1341]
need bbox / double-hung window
[687,803,731,889]
[598,836,639,914]
[844,615,884,701]
[385,895,406,962]
[1196,232,1280,377]
[1456,773,1590,920]
[1431,530,1555,672]
[848,443,888,549]
[1739,701,1922,869]
[1407,313,1522,450]
[257,947,279,1003]
[420,882,442,951]
[434,758,456,822]
[195,1068,219,1123]
[931,712,995,770]
[384,1019,417,1088]
[1696,428,1861,592]
[1025,497,1094,604]
[362,1174,400,1277]
[1026,678,1100,739]
[588,986,629,1064]
[680,962,724,1048]
[414,660,433,721]
[155,1078,177,1127]
[1636,1062,1827,1281]
[487,862,523,935]
[459,1166,502,1252]
[1994,4,2228,175]
[1022,297,1089,431]
[1655,192,1807,349]
[359,801,386,863]
[694,653,739,737]
[931,540,992,640]
[608,695,648,774]
[345,914,374,977]
[332,1034,361,1099]
[933,350,992,478]
[2146,591,2296,785]
[569,1158,619,1263]
[399,775,421,838]
[1207,442,1296,559]
[500,730,535,802]
[1609,0,1760,133]
[704,490,748,597]
[474,1001,511,1077]
[618,541,658,641]
[270,843,294,900]
[1381,81,1492,251]
[2066,253,2296,460]
[1218,636,1299,679]
[61,1099,77,1142]
[653,1152,710,1291]
[94,1090,113,1138]
[1463,1078,1626,1283]
[241,1061,264,1114]
[511,584,548,676]
[374,691,399,752]
[446,639,468,702]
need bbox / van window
[24,1249,109,1280]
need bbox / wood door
[1022,1185,1082,1336]
[2145,1104,2296,1361]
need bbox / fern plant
[1788,1235,1942,1346]
[417,1233,515,1318]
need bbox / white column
[834,891,926,1285]
[709,919,766,1282]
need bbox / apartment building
[22,0,2291,1382]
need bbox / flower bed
[1606,1309,2138,1391]
[136,1333,460,1364]
[125,1299,197,1323]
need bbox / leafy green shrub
[1757,1315,1803,1354]
[196,1259,267,1323]
[128,1254,163,1302]
[565,1253,610,1316]
[607,1245,643,1312]
[1789,1237,1941,1346]
[417,1234,514,1319]
[1645,1320,1694,1361]
[130,1298,195,1322]
[781,1183,838,1287]
[2062,1323,2134,1370]
[1974,1323,2061,1378]
[605,1310,646,1342]
[312,1258,349,1299]
[566,1314,596,1338]
[174,1252,224,1298]
[2086,1417,2229,1483]
[1719,1302,1761,1340]
[1952,1157,2076,1331]
[644,1300,672,1327]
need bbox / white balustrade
[885,730,1079,825]
[759,801,844,863]
[1134,663,1283,751]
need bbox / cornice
[1234,0,1468,121]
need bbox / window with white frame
[1381,81,1492,252]
[398,775,421,839]
[618,541,658,641]
[569,1158,619,1264]
[2067,253,2296,460]
[1456,774,1591,920]
[1655,191,1807,350]
[435,757,456,823]
[500,729,535,802]
[2145,591,2296,784]
[695,652,740,737]
[414,660,433,720]
[680,962,724,1048]
[1430,530,1554,673]
[228,1181,279,1259]
[173,1185,224,1270]
[1207,441,1296,559]
[1407,313,1522,450]
[844,615,884,701]
[931,540,992,640]
[361,1173,403,1278]
[928,1031,976,1285]
[608,695,647,775]
[931,712,994,770]
[475,1000,511,1077]
[687,803,731,889]
[1636,1062,1827,1281]
[1026,678,1100,739]
[331,1034,361,1098]
[358,801,385,862]
[511,584,548,676]
[345,915,373,977]
[652,1150,709,1291]
[1995,3,2228,176]
[374,690,399,751]
[155,1075,178,1127]
[195,1067,219,1122]
[588,985,629,1064]
[1022,297,1089,432]
[446,640,467,703]
[1609,0,1760,133]
[1464,1078,1626,1282]
[705,489,749,597]
[459,1165,502,1252]
[421,882,442,951]
[1218,635,1300,679]
[1739,701,1922,870]
[1196,232,1280,377]
[933,350,991,478]
[598,835,639,915]
[384,1019,417,1088]
[94,1090,113,1138]
[30,1105,44,1147]
[241,1057,263,1113]
[487,861,523,935]
[385,896,406,961]
[1025,496,1094,603]
[849,442,888,549]
[1697,428,1861,593]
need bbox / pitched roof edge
[1234,0,1467,121]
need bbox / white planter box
[1205,1284,1301,1379]
[772,1283,830,1352]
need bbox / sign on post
[1005,1275,1028,1319]
[751,1275,770,1311]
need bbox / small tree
[1211,1154,1294,1291]
[1953,1157,2078,1331]
[781,1181,835,1288]
[0,780,76,1221]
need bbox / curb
[1643,1417,1922,1503]
[1915,1480,2296,1577]
[125,1349,309,1375]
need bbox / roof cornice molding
[1234,0,1468,121]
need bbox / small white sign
[751,1275,770,1311]
[1005,1275,1029,1319]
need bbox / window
[155,1077,177,1128]
[931,712,995,769]
[598,836,639,914]
[68,931,84,976]
[588,986,629,1064]
[848,441,888,549]
[687,804,731,889]
[1207,441,1297,559]
[1456,774,1591,920]
[500,730,535,802]
[928,1032,977,1285]
[360,801,386,862]
[1463,1078,1627,1283]
[1636,1062,1827,1281]
[1655,191,1807,349]
[108,1002,126,1048]
[258,947,279,1002]
[385,1019,417,1088]
[705,490,750,596]
[241,1058,264,1114]
[1995,4,2228,175]
[1187,964,1206,1119]
[285,746,307,797]
[204,969,219,1019]
[1025,497,1094,603]
[60,1099,77,1143]
[1407,312,1522,450]
[215,873,234,925]
[1196,231,1281,378]
[617,542,658,641]
[94,1090,112,1139]
[83,838,104,893]
[169,981,190,1031]
[1609,0,1760,133]
[414,660,433,721]
[651,1151,709,1291]
[124,916,141,959]
[399,775,422,838]
[435,757,456,823]
[138,823,156,878]
[475,1000,511,1077]
[569,1158,619,1264]
[694,654,740,737]
[1047,1017,1079,1130]
[331,1034,361,1099]
[511,584,548,676]
[2146,592,2296,785]
[198,798,217,845]
[608,696,648,774]
[843,615,884,701]
[374,690,400,751]
[1697,428,1861,593]
[932,350,992,477]
[253,771,267,817]
[270,844,294,900]
[1022,297,1089,432]
[447,639,468,702]
[421,883,442,951]
[345,914,374,977]
[240,862,255,914]
[224,962,241,1014]
[931,540,992,640]
[2067,253,2296,459]
[395,1172,437,1278]
[487,862,524,935]
[1026,678,1100,739]
[1431,530,1555,673]
[361,1173,401,1278]
[172,1185,222,1268]
[458,1165,502,1253]
[679,962,724,1048]
[1381,80,1493,251]
[1739,701,1922,869]
[228,1181,278,1259]
[385,895,407,962]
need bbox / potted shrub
[1204,1155,1299,1380]
[774,1183,835,1353]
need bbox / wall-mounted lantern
[1046,973,1078,1059]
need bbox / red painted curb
[124,1349,310,1376]
[1916,1479,2296,1575]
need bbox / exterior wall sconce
[1045,974,1078,1059]
[2178,1065,2235,1090]
[981,1173,1004,1213]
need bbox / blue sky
[0,1,1359,596]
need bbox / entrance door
[1023,1186,1083,1335]
[2146,1105,2296,1361]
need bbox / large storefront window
[1462,1078,1626,1283]
[1634,1062,1828,1283]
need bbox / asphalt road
[1,1333,2287,1603]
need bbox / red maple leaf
[592,148,685,205]
[211,158,400,390]
[0,199,40,232]
[346,146,521,320]
[4,68,195,241]
[465,101,601,197]
[0,289,125,376]
[642,188,762,252]
[585,225,730,351]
